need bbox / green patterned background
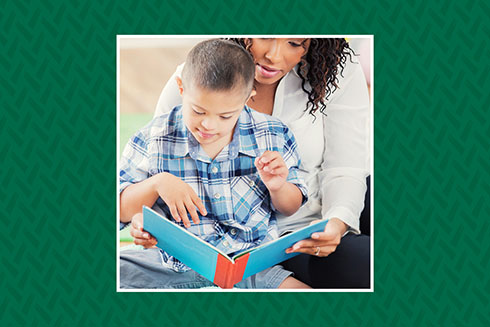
[1,0,489,326]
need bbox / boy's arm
[268,182,304,216]
[120,174,162,223]
[120,172,207,227]
[120,127,207,230]
[255,151,305,216]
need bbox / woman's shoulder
[243,106,289,132]
[241,106,297,151]
[154,63,185,117]
[141,105,185,140]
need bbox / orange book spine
[213,253,251,288]
[213,254,234,288]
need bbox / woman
[147,38,370,288]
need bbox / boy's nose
[201,118,216,130]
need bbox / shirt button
[214,193,221,199]
[211,166,218,173]
[230,228,237,236]
[248,180,255,187]
[223,240,230,247]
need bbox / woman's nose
[264,40,282,62]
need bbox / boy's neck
[200,126,235,160]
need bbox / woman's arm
[288,59,370,257]
[319,59,370,234]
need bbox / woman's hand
[285,218,348,257]
[129,213,158,248]
[155,172,207,228]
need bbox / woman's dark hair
[226,38,355,117]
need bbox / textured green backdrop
[1,0,489,326]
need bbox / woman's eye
[289,42,301,47]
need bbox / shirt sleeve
[319,60,370,234]
[119,129,151,194]
[154,63,185,118]
[281,125,309,207]
[119,128,151,228]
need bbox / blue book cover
[143,206,328,288]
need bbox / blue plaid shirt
[120,105,307,272]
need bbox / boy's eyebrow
[192,104,241,115]
[219,109,240,115]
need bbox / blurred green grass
[119,113,153,242]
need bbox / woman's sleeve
[154,63,184,118]
[319,59,371,234]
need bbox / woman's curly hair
[226,38,355,117]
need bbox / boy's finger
[130,225,150,239]
[254,157,264,170]
[263,159,285,173]
[184,199,200,225]
[191,194,207,216]
[130,228,144,239]
[135,239,156,249]
[131,220,142,232]
[131,230,145,240]
[259,152,272,164]
[269,165,288,176]
[131,213,144,230]
[133,237,152,246]
[177,203,191,228]
[168,205,181,223]
[263,157,283,170]
[259,151,279,164]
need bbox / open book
[143,206,328,288]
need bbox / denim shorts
[120,247,293,289]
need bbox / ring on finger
[314,246,321,256]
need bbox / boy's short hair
[181,39,255,98]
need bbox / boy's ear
[175,76,184,96]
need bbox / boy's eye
[193,109,205,115]
[220,116,233,120]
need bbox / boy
[119,39,309,289]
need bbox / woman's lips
[257,64,281,78]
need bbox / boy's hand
[155,172,207,228]
[254,151,289,192]
[129,213,158,248]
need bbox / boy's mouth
[256,64,281,78]
[197,130,216,139]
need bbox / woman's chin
[255,75,282,86]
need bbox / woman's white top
[154,59,370,234]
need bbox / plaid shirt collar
[171,105,260,161]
